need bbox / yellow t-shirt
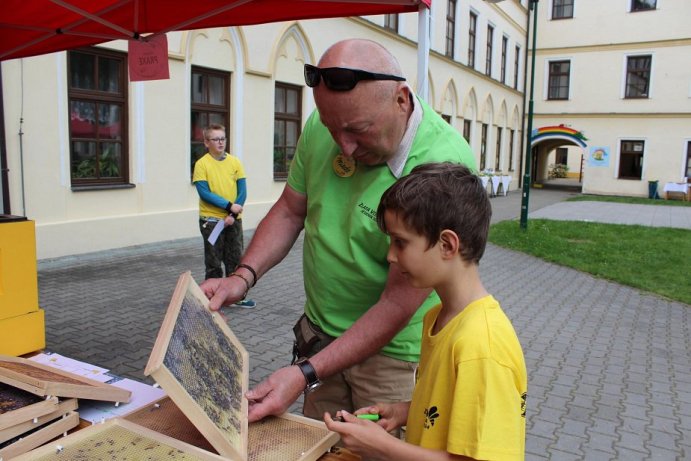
[406,295,527,460]
[192,153,245,219]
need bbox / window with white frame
[68,48,128,187]
[191,66,230,176]
[480,123,488,170]
[274,82,302,180]
[619,140,644,180]
[508,129,515,171]
[446,0,457,58]
[468,12,477,68]
[685,141,691,183]
[631,0,656,12]
[495,127,502,170]
[548,60,570,100]
[384,14,399,33]
[625,55,651,98]
[552,0,574,19]
[514,45,520,89]
[485,25,494,76]
[501,36,508,84]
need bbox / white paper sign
[207,219,225,245]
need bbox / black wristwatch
[295,358,321,393]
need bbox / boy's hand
[324,411,393,459]
[354,402,408,432]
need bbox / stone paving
[37,189,690,460]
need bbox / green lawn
[489,219,691,305]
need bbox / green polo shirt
[287,97,476,362]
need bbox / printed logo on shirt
[521,392,527,418]
[357,202,376,221]
[423,406,439,429]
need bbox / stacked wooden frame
[0,355,132,458]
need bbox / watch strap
[296,359,320,391]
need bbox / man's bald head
[311,39,413,166]
[318,39,403,76]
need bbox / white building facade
[1,1,528,259]
[530,0,691,197]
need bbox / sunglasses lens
[304,65,320,87]
[321,68,357,91]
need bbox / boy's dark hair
[377,162,492,263]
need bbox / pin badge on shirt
[333,154,356,178]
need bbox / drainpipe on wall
[0,65,10,214]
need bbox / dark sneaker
[233,299,257,309]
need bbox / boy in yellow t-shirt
[325,162,527,461]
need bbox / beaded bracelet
[235,263,258,287]
[229,272,251,299]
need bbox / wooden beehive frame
[10,418,228,461]
[124,396,340,461]
[144,271,249,460]
[0,383,58,431]
[246,412,340,461]
[144,272,339,461]
[0,399,77,444]
[0,411,78,460]
[0,355,131,403]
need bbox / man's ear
[439,229,460,258]
[396,84,412,112]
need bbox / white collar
[387,90,422,178]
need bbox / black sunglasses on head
[304,64,406,91]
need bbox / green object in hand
[357,414,380,421]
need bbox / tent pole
[416,3,430,102]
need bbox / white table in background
[490,176,501,197]
[663,182,689,201]
[480,176,490,195]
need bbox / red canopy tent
[0,0,430,61]
[0,0,432,98]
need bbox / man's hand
[246,365,305,422]
[200,276,247,311]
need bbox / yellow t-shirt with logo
[406,295,527,460]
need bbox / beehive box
[144,271,338,461]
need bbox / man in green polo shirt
[201,38,476,423]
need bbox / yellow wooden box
[0,217,39,319]
[0,309,45,356]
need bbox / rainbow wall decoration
[531,125,588,148]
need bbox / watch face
[305,381,321,393]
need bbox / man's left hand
[246,365,305,422]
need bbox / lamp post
[520,0,539,230]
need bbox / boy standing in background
[193,124,255,308]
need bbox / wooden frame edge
[0,356,131,403]
[0,411,79,459]
[10,418,228,461]
[0,399,77,443]
[0,396,58,432]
